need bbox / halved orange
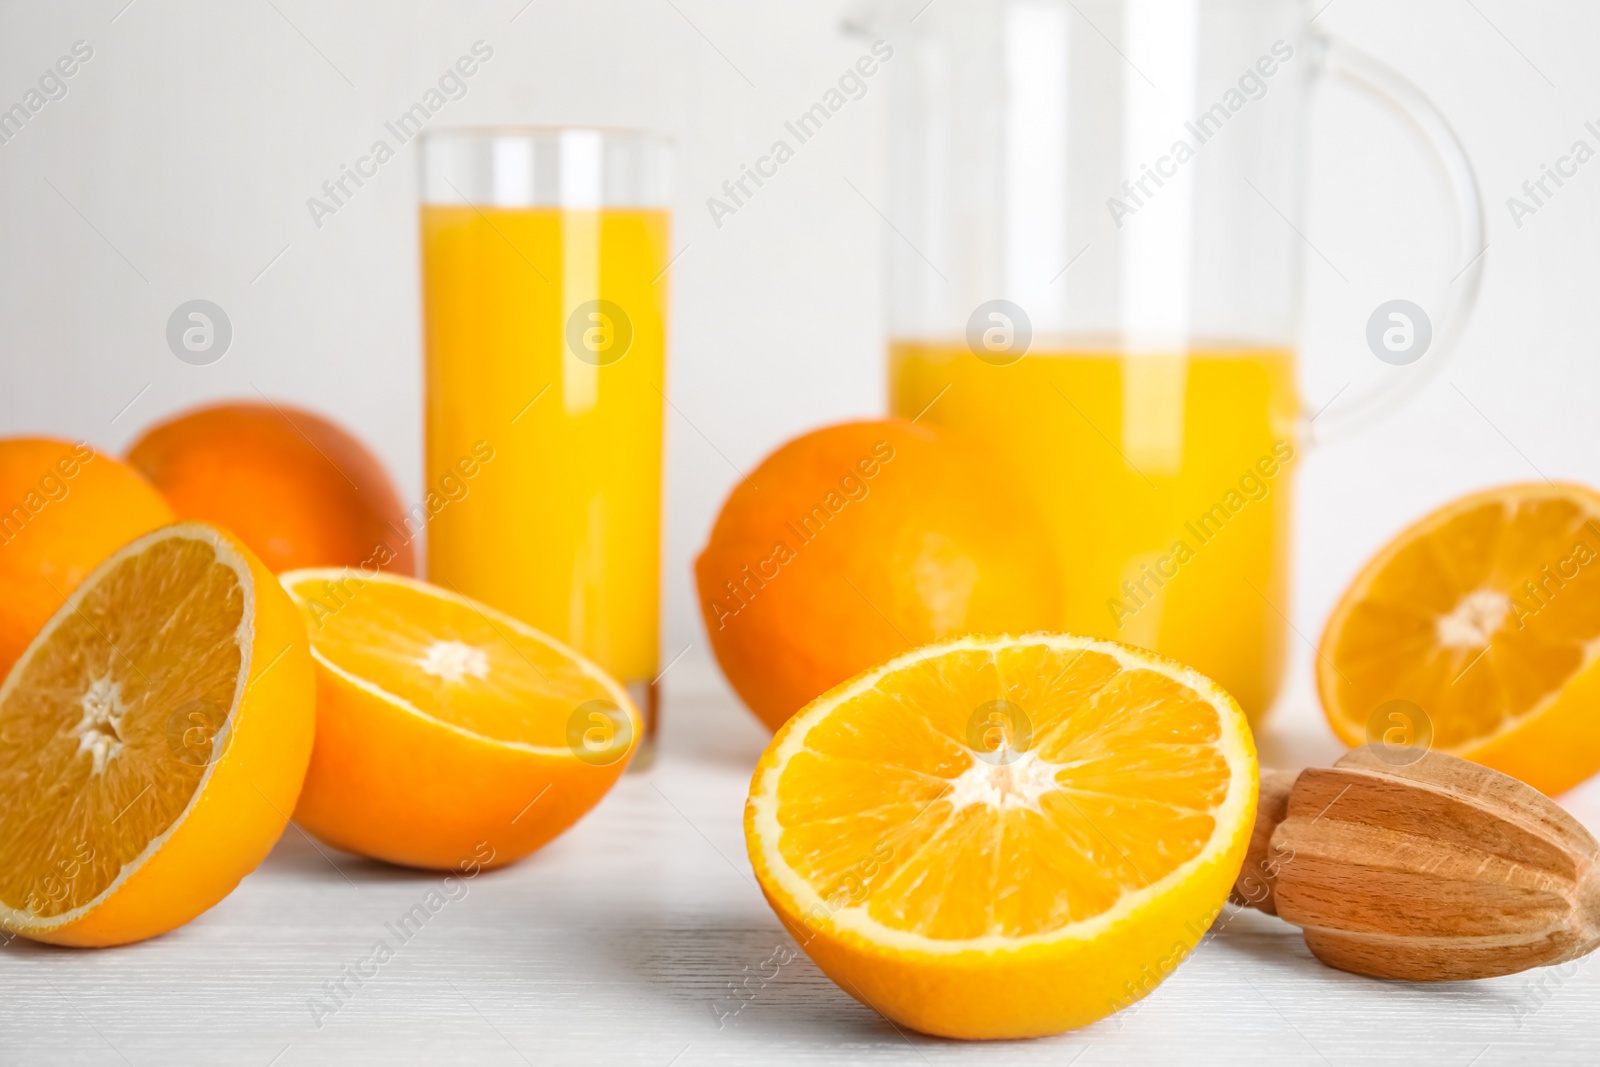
[1319,482,1600,795]
[744,633,1257,1040]
[280,569,641,871]
[0,523,314,947]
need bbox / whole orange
[126,402,414,576]
[0,437,175,677]
[696,419,1063,731]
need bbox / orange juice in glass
[419,128,670,760]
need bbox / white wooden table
[4,658,1598,1066]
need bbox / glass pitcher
[868,0,1484,719]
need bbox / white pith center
[1437,589,1511,647]
[74,675,126,774]
[945,749,1067,813]
[418,640,490,683]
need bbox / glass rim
[418,124,671,207]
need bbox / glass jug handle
[1302,34,1487,446]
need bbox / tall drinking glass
[876,0,1484,720]
[419,127,670,762]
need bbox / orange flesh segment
[774,644,1232,941]
[284,572,619,749]
[0,537,246,918]
[1327,492,1600,749]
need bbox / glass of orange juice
[419,127,670,762]
[877,0,1485,719]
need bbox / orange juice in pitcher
[891,342,1298,715]
[877,0,1484,718]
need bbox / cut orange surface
[1319,482,1600,796]
[0,523,314,947]
[745,633,1257,1039]
[281,569,640,871]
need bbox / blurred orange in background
[0,437,175,676]
[696,418,1063,732]
[126,402,414,576]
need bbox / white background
[3,2,1600,1064]
[1,0,1597,693]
